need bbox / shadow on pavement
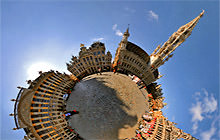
[67,76,138,140]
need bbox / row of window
[123,55,145,70]
[93,50,105,56]
[70,56,112,75]
[29,73,77,139]
[71,54,111,68]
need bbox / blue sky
[1,0,219,140]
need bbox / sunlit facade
[67,42,112,80]
[11,11,204,140]
[12,71,77,139]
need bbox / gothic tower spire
[150,10,204,70]
[122,25,130,43]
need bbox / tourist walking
[98,67,102,75]
[64,110,79,120]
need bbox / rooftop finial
[126,24,130,34]
[123,24,130,38]
[200,9,205,17]
[80,43,85,47]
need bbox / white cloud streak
[116,30,123,36]
[112,24,123,37]
[201,127,216,140]
[148,10,159,21]
[190,101,203,122]
[203,90,217,113]
[92,37,104,41]
[124,7,135,13]
[192,122,198,133]
[200,115,219,140]
[112,24,117,30]
[190,89,218,134]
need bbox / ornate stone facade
[11,11,204,140]
[113,10,204,86]
[146,83,163,99]
[67,42,112,80]
[12,71,77,140]
[135,94,198,140]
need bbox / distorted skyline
[1,0,219,140]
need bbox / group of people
[63,88,73,101]
[125,112,156,140]
[124,91,161,140]
[64,110,79,120]
[63,110,82,139]
[62,88,81,139]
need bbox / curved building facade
[134,96,198,140]
[13,71,77,140]
[113,38,159,86]
[11,11,204,140]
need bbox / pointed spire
[150,11,204,71]
[157,10,205,60]
[122,24,130,42]
[182,10,204,32]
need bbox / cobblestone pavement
[67,72,149,140]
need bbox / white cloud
[202,89,217,113]
[124,7,135,13]
[200,116,219,140]
[190,101,203,122]
[190,89,218,134]
[112,24,123,37]
[202,88,209,96]
[148,10,159,21]
[92,37,104,41]
[112,24,117,30]
[195,92,201,96]
[201,127,216,140]
[192,122,198,133]
[115,30,123,37]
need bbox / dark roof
[126,41,150,63]
[153,69,159,79]
[91,42,105,48]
